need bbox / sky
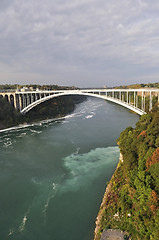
[0,0,159,88]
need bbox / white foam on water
[28,178,59,224]
[85,115,94,119]
[31,177,42,185]
[60,146,120,193]
[16,132,27,138]
[43,194,55,223]
[63,100,102,121]
[18,207,30,232]
[8,229,14,236]
[0,123,34,133]
[65,113,77,119]
[0,116,65,134]
[16,179,58,232]
[74,147,80,155]
[64,111,84,121]
[15,179,58,234]
[30,129,40,133]
[52,182,58,190]
[19,216,27,232]
[30,129,42,135]
[3,140,13,148]
[42,182,59,223]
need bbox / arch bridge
[0,89,159,116]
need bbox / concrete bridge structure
[0,89,159,116]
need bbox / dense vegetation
[24,95,85,122]
[115,82,159,89]
[0,97,22,129]
[0,95,86,130]
[0,84,77,90]
[95,108,159,240]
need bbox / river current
[0,98,139,240]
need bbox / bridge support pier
[14,95,17,109]
[19,95,22,111]
[134,92,136,107]
[119,92,121,101]
[136,94,138,108]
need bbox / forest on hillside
[115,82,159,89]
[0,84,77,90]
[0,95,86,130]
[95,107,159,240]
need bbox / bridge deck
[0,88,159,116]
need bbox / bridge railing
[1,88,159,115]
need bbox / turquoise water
[0,98,139,240]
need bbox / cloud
[0,0,159,87]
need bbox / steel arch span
[20,91,146,116]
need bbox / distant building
[20,87,29,92]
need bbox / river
[0,98,139,240]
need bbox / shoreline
[0,115,66,133]
[0,97,87,134]
[94,153,123,240]
[0,94,87,134]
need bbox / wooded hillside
[0,95,86,130]
[95,108,159,240]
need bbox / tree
[146,148,159,170]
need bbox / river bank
[0,95,87,131]
[0,116,66,133]
[94,153,123,240]
[94,109,159,240]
